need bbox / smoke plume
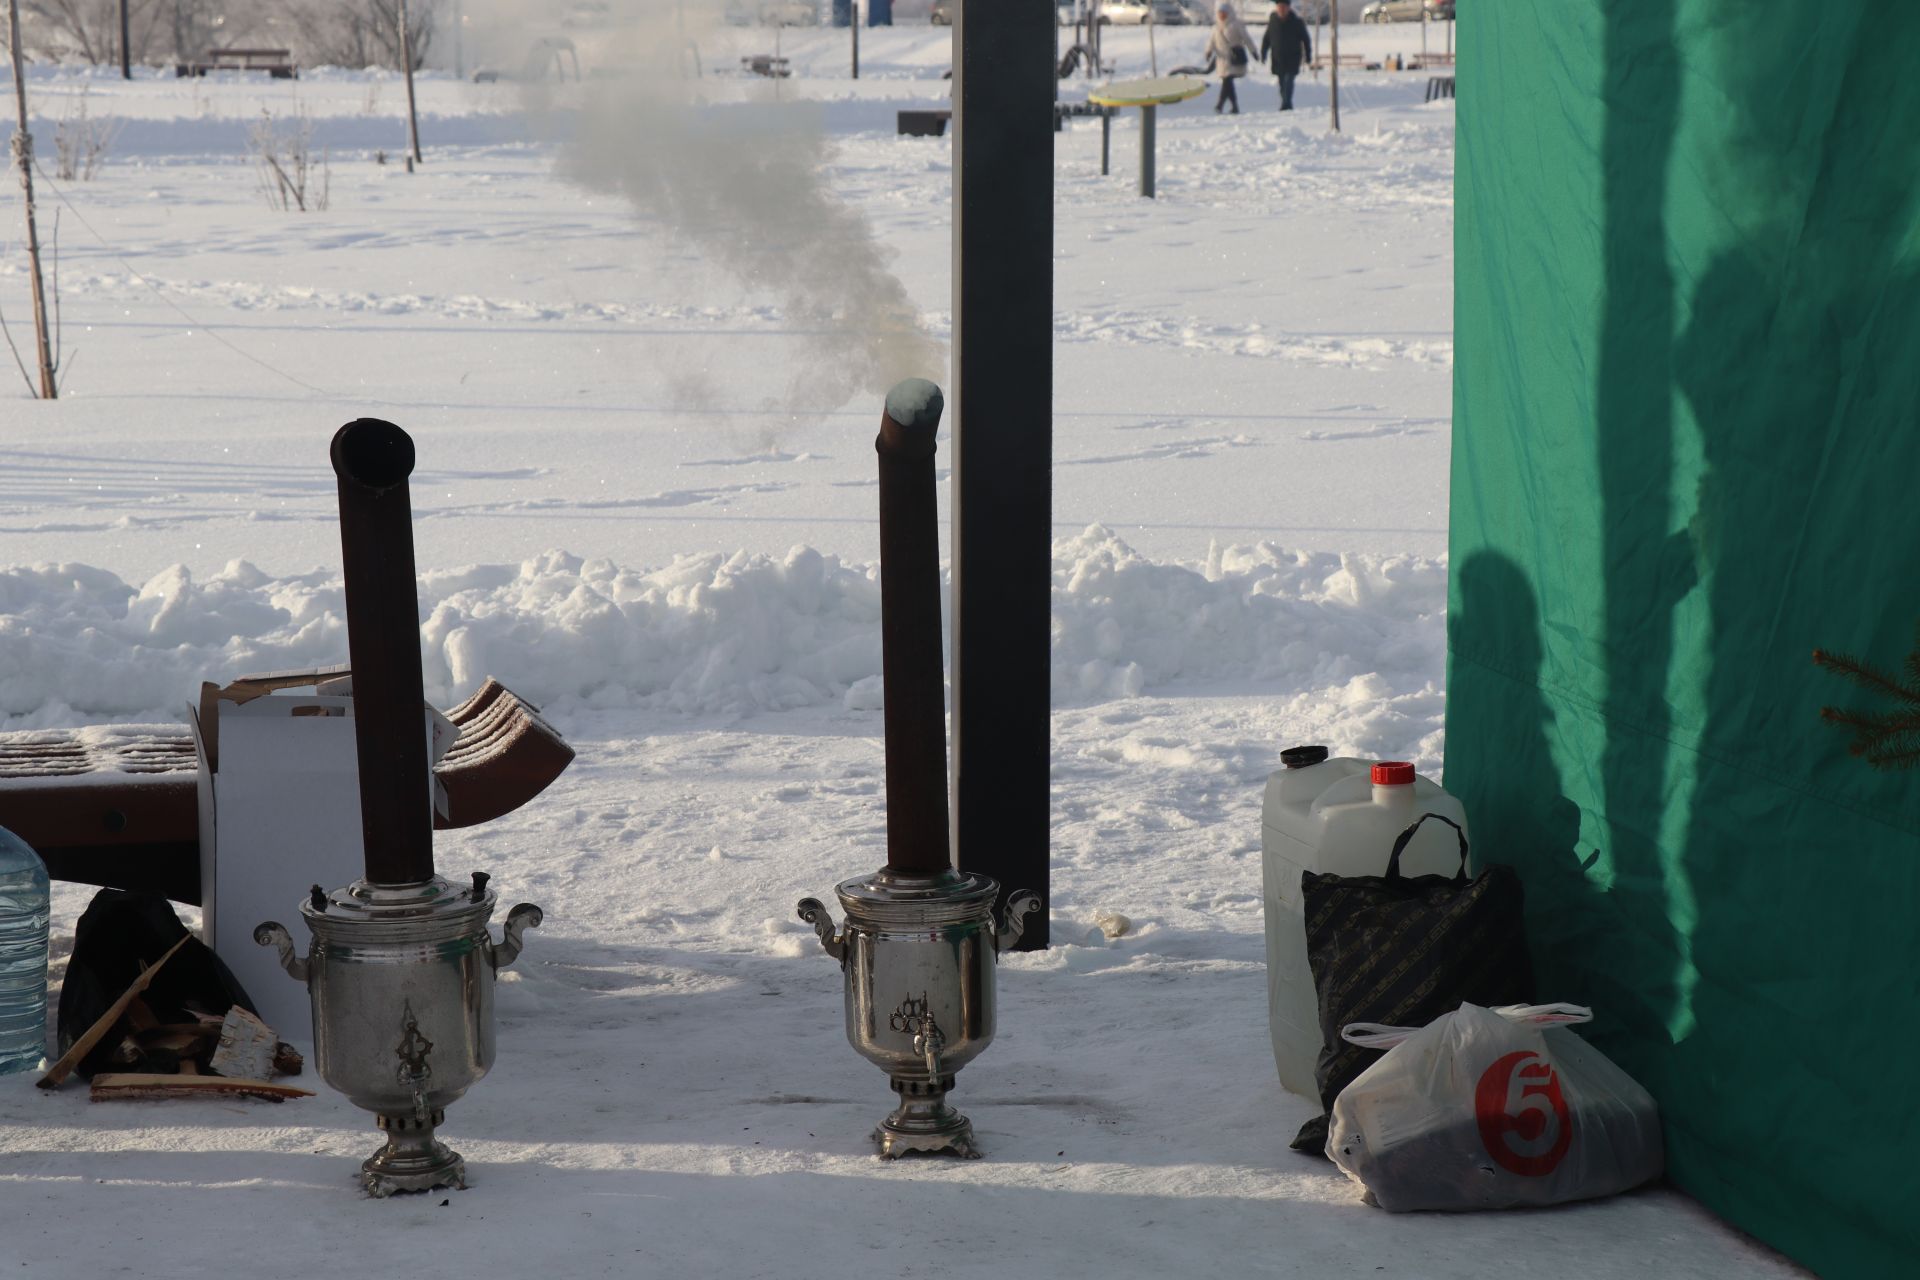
[548,2,945,425]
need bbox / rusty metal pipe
[330,418,434,887]
[876,379,952,877]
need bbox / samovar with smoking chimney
[798,379,1040,1159]
[256,419,543,1196]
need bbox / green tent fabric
[1447,4,1920,1276]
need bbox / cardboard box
[191,692,363,1035]
[191,682,455,1037]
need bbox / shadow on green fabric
[1449,2,1920,1275]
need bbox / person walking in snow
[1208,3,1260,115]
[1261,0,1312,112]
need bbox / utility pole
[119,0,130,79]
[1328,2,1340,131]
[453,0,464,81]
[6,0,57,398]
[399,0,422,167]
[851,1,859,79]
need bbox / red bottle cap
[1371,761,1416,786]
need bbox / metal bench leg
[1139,104,1155,198]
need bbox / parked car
[1096,0,1188,25]
[561,2,611,28]
[1180,0,1316,22]
[726,0,817,23]
[759,0,820,25]
[1362,0,1452,21]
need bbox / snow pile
[1051,525,1446,702]
[417,547,885,714]
[0,531,1444,726]
[0,560,346,726]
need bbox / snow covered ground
[0,19,1807,1279]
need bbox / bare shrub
[250,108,330,213]
[53,88,122,181]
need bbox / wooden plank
[90,1073,313,1103]
[36,936,188,1089]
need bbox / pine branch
[1812,648,1920,706]
[1865,735,1920,771]
[1815,628,1920,770]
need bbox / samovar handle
[489,903,545,972]
[993,892,1043,954]
[795,898,846,963]
[253,921,310,984]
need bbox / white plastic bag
[1327,1003,1664,1212]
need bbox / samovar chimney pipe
[875,380,951,876]
[330,418,434,887]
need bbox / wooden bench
[176,48,297,79]
[898,109,951,137]
[0,674,573,905]
[741,54,791,78]
[1310,53,1380,72]
[1055,101,1116,121]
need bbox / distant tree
[22,0,232,65]
[1814,625,1920,770]
[285,0,436,71]
[163,0,227,63]
[27,0,161,65]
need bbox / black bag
[56,890,259,1080]
[1230,46,1250,68]
[1289,814,1535,1155]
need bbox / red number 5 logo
[1474,1050,1573,1176]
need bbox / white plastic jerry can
[1260,746,1469,1097]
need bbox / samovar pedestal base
[362,1108,468,1197]
[875,1075,981,1160]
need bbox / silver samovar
[255,419,543,1196]
[797,379,1041,1159]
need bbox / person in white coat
[1208,3,1260,114]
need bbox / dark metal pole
[851,2,859,79]
[331,420,435,887]
[1139,103,1155,198]
[1101,109,1110,175]
[119,0,130,79]
[876,381,951,877]
[1329,6,1341,132]
[952,0,1052,948]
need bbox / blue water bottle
[0,826,49,1076]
